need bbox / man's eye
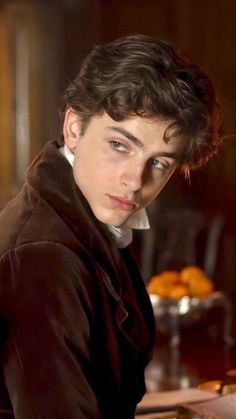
[152,159,169,171]
[110,141,126,151]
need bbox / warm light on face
[64,111,184,227]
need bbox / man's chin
[112,215,133,228]
[92,206,133,227]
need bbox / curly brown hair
[60,34,222,177]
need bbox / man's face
[64,110,184,227]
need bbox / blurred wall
[0,0,63,202]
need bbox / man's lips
[108,195,137,211]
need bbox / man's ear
[63,108,81,152]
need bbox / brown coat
[0,141,155,418]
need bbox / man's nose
[121,164,145,192]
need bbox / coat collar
[26,141,123,287]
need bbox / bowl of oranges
[147,266,214,300]
[146,266,227,329]
[147,267,230,343]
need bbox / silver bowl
[149,291,233,347]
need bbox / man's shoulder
[0,183,80,259]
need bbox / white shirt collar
[60,144,150,248]
[61,143,75,167]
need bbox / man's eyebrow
[155,151,179,160]
[106,126,143,147]
[107,126,180,161]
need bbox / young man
[0,35,221,418]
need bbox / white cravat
[60,144,150,248]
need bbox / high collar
[26,141,125,283]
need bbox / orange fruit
[159,270,180,284]
[169,284,189,299]
[188,277,214,297]
[147,277,172,298]
[180,266,205,284]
